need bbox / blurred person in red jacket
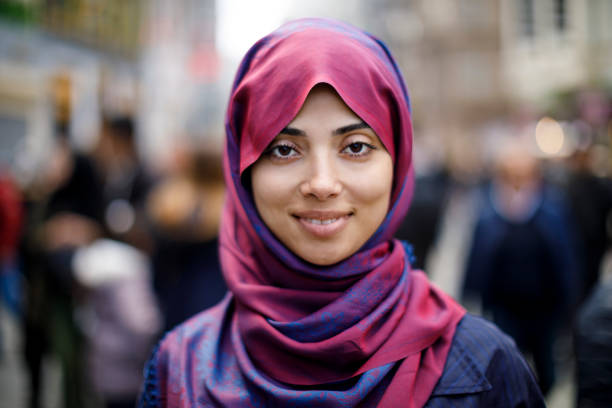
[0,171,23,351]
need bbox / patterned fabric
[140,18,467,407]
[140,313,545,407]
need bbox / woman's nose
[299,157,342,200]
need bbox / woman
[140,18,544,407]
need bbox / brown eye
[268,143,299,160]
[349,143,365,154]
[342,142,374,156]
[276,145,293,156]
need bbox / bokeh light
[535,116,565,156]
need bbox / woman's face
[251,86,393,265]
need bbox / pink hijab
[156,18,465,407]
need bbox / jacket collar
[430,333,492,396]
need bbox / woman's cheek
[253,165,299,204]
[344,161,393,203]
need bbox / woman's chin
[293,243,354,266]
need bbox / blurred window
[519,0,535,39]
[457,0,494,30]
[0,114,25,168]
[588,0,612,43]
[554,0,566,32]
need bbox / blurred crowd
[0,73,611,408]
[398,88,612,405]
[0,73,227,408]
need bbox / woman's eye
[342,142,374,156]
[270,144,298,159]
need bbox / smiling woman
[251,85,393,265]
[139,18,545,408]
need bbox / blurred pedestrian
[64,105,163,407]
[94,114,156,252]
[563,143,612,305]
[395,167,450,271]
[72,238,161,408]
[574,272,612,407]
[20,73,104,408]
[463,137,580,395]
[20,120,104,408]
[0,171,23,352]
[146,148,226,331]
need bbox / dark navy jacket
[426,314,544,407]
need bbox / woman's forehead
[288,84,361,126]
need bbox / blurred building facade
[0,0,219,180]
[0,0,611,181]
[369,0,612,176]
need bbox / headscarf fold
[160,18,465,407]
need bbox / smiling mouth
[292,211,353,237]
[302,217,341,225]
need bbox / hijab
[155,18,465,407]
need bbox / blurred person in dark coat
[462,138,580,396]
[563,89,612,303]
[575,273,612,407]
[146,148,226,332]
[94,115,155,252]
[394,131,451,270]
[20,73,104,408]
[563,143,612,305]
[20,121,104,408]
[395,168,450,271]
[69,112,162,408]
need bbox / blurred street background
[1,0,611,407]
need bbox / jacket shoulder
[427,314,545,407]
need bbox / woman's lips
[292,211,352,238]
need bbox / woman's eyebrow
[333,121,370,135]
[280,121,371,137]
[280,126,306,136]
